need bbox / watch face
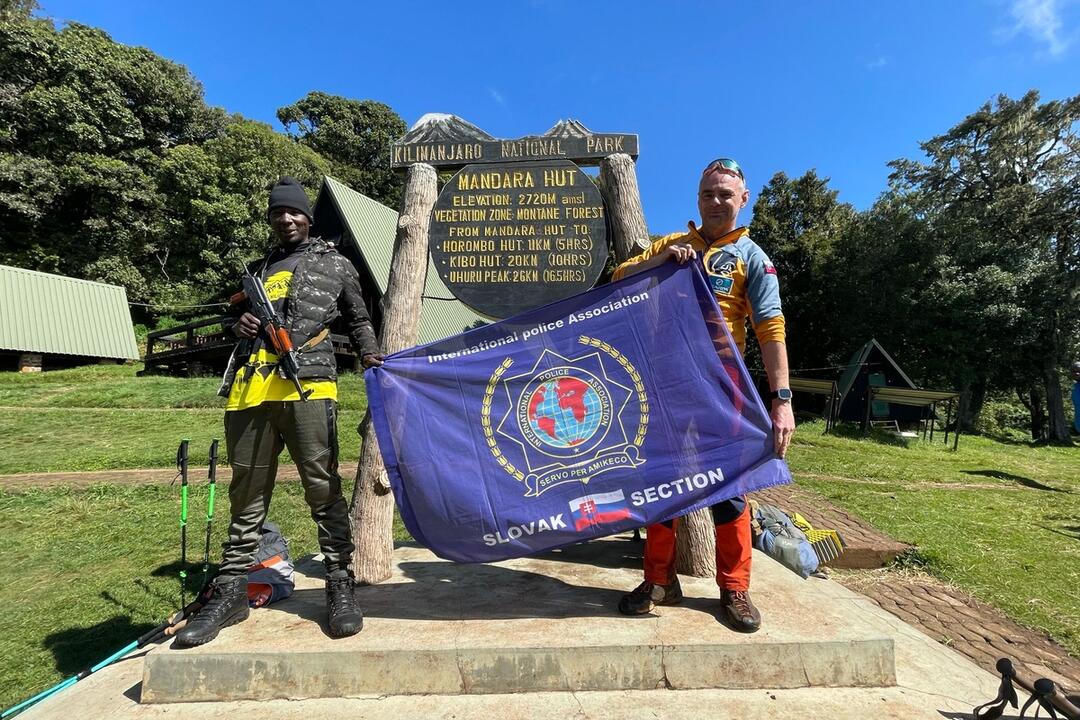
[776,388,793,401]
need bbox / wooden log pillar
[601,152,715,579]
[674,508,717,578]
[349,162,438,584]
[599,153,649,263]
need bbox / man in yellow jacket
[614,158,794,632]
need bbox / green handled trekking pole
[202,439,219,588]
[176,439,190,608]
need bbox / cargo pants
[219,399,353,577]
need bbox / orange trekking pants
[642,500,752,591]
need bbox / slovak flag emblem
[569,489,632,531]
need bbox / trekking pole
[201,439,219,589]
[0,588,212,718]
[176,439,190,608]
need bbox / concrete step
[24,677,989,720]
[17,535,1001,720]
[141,539,897,703]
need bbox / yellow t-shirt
[224,269,337,411]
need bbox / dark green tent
[835,339,921,423]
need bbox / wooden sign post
[350,115,671,583]
[349,163,438,584]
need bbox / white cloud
[1009,0,1069,56]
[489,88,506,106]
[866,56,889,70]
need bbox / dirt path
[0,463,360,490]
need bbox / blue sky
[36,0,1080,232]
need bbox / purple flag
[366,263,791,563]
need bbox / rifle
[229,267,311,400]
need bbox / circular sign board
[429,160,608,319]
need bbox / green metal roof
[0,265,139,360]
[318,176,487,345]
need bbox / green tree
[277,91,405,208]
[0,18,332,319]
[749,171,856,373]
[889,91,1080,442]
[156,119,330,308]
[0,18,226,308]
[0,0,36,21]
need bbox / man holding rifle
[176,177,383,646]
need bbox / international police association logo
[481,336,649,497]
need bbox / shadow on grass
[1040,515,1080,542]
[42,615,158,676]
[962,469,1069,493]
[830,422,912,448]
[985,432,1078,448]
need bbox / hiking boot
[174,575,249,647]
[618,578,683,615]
[720,589,761,633]
[326,572,363,638]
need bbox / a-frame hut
[312,176,487,344]
[836,339,923,423]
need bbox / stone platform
[141,539,895,703]
[19,536,1000,719]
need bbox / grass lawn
[0,365,368,474]
[0,364,1077,710]
[787,422,1079,657]
[0,480,410,711]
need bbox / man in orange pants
[613,158,795,632]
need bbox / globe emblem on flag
[525,377,603,449]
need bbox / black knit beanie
[267,176,313,222]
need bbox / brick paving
[835,568,1080,695]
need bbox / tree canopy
[278,92,405,209]
[748,92,1079,442]
[0,16,405,316]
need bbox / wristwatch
[768,388,793,402]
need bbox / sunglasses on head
[702,158,744,180]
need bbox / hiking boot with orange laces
[720,589,761,632]
[618,578,683,615]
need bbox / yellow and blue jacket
[612,224,785,353]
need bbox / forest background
[0,3,1077,442]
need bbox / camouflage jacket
[218,238,380,396]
